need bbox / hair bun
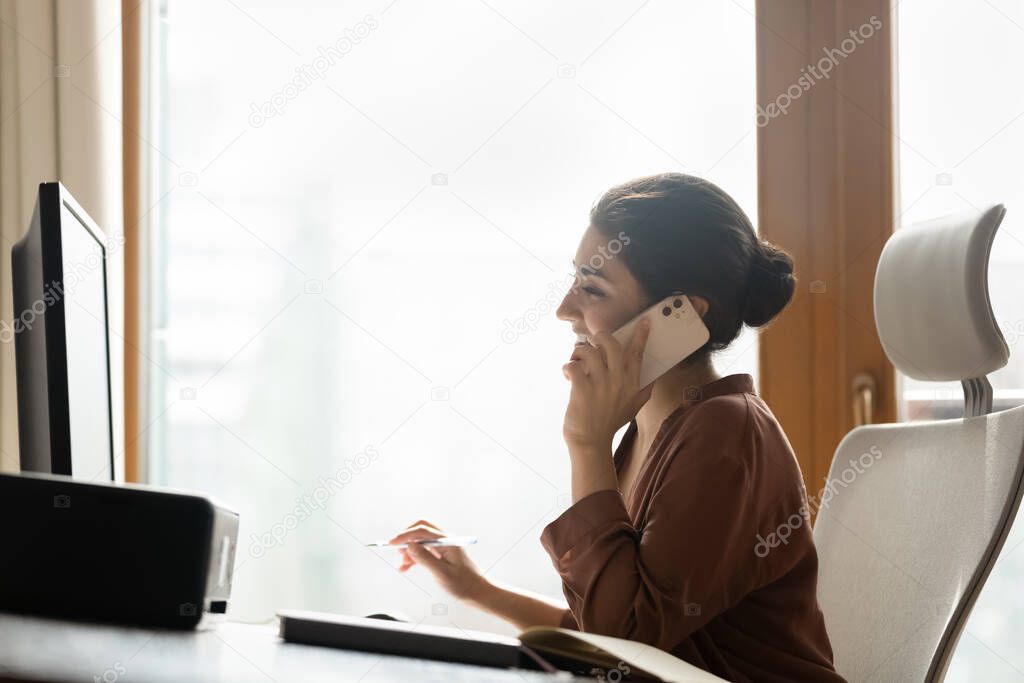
[741,240,796,327]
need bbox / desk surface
[0,612,581,682]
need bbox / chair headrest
[874,204,1008,381]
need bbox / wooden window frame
[755,0,898,502]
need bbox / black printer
[0,472,239,628]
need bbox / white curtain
[0,0,124,476]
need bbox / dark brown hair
[590,172,796,358]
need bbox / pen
[366,536,478,549]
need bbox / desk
[0,612,581,682]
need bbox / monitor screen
[60,201,113,480]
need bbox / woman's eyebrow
[571,259,611,281]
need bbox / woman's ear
[690,295,710,318]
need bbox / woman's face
[556,224,649,342]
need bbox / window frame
[754,0,898,501]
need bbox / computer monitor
[10,182,115,481]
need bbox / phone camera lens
[662,306,671,316]
[673,298,683,308]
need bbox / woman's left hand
[562,320,654,452]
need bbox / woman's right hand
[389,520,490,603]
[391,520,571,630]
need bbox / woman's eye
[583,286,604,298]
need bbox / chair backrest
[812,204,1024,682]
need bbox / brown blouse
[540,374,845,682]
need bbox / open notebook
[278,610,727,682]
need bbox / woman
[390,173,845,682]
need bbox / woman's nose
[556,291,577,322]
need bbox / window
[151,0,757,630]
[897,0,1024,677]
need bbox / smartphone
[608,294,710,387]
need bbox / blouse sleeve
[539,398,762,652]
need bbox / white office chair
[812,204,1024,682]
